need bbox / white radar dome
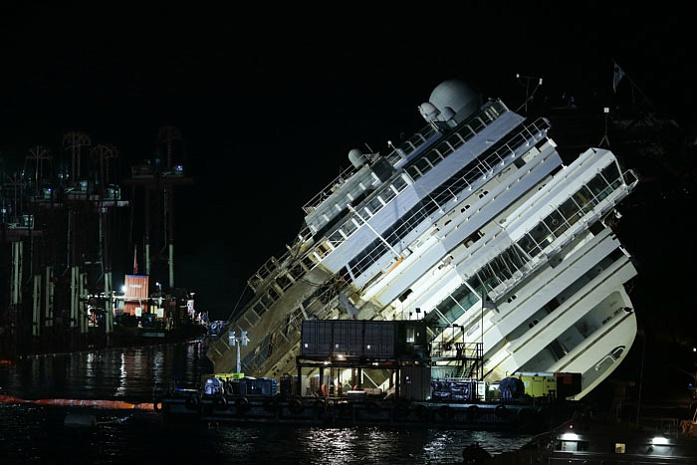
[428,79,482,122]
[418,101,440,122]
[348,148,368,168]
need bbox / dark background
[1,2,694,365]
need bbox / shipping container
[364,321,395,358]
[301,320,333,357]
[124,275,149,300]
[300,320,428,361]
[239,377,277,397]
[515,372,558,398]
[332,320,363,356]
[399,365,431,401]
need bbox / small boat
[493,417,697,464]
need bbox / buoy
[263,397,279,413]
[314,398,327,412]
[366,401,380,415]
[337,401,351,416]
[289,398,304,414]
[235,396,250,415]
[438,404,454,420]
[185,393,200,411]
[393,400,410,419]
[213,396,228,411]
[415,404,429,420]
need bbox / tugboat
[493,417,697,464]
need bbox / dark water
[0,340,533,464]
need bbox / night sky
[1,2,694,351]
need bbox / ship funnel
[428,79,482,123]
[348,148,368,168]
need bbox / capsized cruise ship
[207,79,639,401]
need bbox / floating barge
[156,320,580,431]
[155,389,557,431]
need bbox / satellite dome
[428,79,482,122]
[440,106,456,122]
[348,148,368,169]
[418,102,440,122]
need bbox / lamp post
[228,330,249,374]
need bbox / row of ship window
[423,162,626,330]
[236,108,624,371]
[241,156,625,379]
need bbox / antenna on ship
[515,74,543,114]
[599,107,611,147]
[612,59,654,110]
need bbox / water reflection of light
[152,349,165,386]
[115,352,127,397]
[217,427,259,457]
[304,427,361,461]
[184,343,198,381]
[422,430,456,455]
[85,352,96,391]
[0,340,217,401]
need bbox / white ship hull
[207,79,639,401]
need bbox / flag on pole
[613,61,625,93]
[133,245,139,274]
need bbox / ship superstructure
[207,79,639,400]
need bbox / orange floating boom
[0,394,154,410]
